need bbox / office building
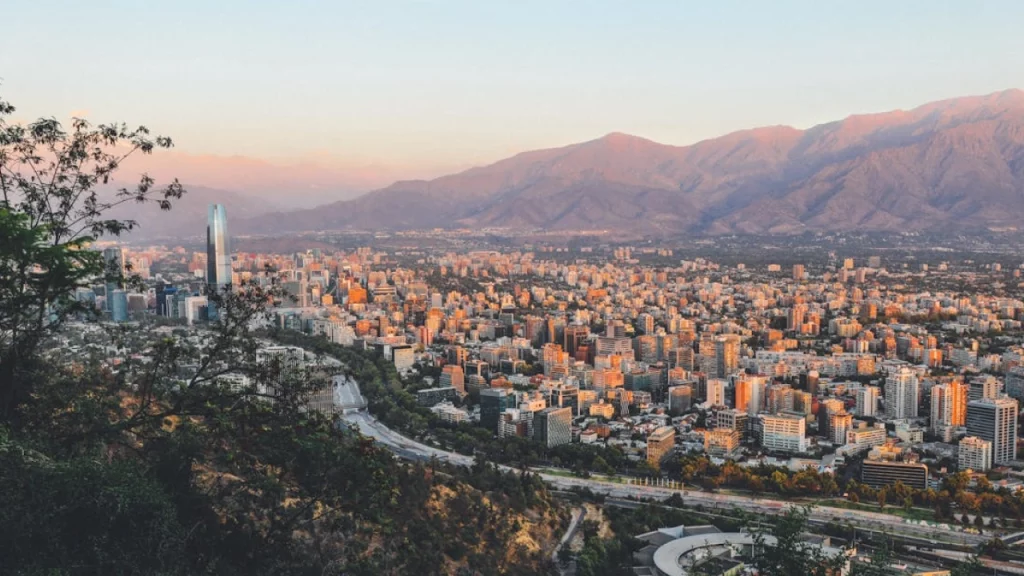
[416,386,460,407]
[861,445,928,490]
[534,407,572,448]
[564,324,590,357]
[647,426,676,468]
[966,396,1019,465]
[440,365,466,395]
[758,413,807,453]
[969,375,1000,401]
[803,370,820,397]
[885,367,919,419]
[668,385,692,416]
[206,204,231,319]
[959,436,993,472]
[704,428,741,457]
[102,246,125,313]
[391,345,415,371]
[110,289,128,322]
[715,409,748,442]
[844,421,887,454]
[480,389,512,433]
[183,295,208,325]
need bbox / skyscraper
[930,380,967,438]
[733,378,751,413]
[102,246,125,312]
[885,367,919,420]
[206,204,231,319]
[966,396,1019,465]
[110,289,128,323]
[207,204,231,293]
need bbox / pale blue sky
[2,0,1022,172]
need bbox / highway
[342,411,988,547]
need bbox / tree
[750,506,849,576]
[0,93,564,575]
[0,95,182,422]
[851,541,893,576]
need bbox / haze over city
[4,0,1024,205]
[6,3,1024,576]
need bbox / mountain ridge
[235,89,1024,236]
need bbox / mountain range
[135,89,1024,238]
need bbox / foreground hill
[241,89,1024,236]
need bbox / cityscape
[5,2,1024,575]
[62,203,1024,575]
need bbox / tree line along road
[341,411,988,548]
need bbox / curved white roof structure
[651,532,775,576]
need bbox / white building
[759,413,807,453]
[431,402,469,424]
[884,367,919,420]
[705,378,727,407]
[958,436,993,472]
[183,295,209,325]
[856,386,879,418]
[844,421,887,454]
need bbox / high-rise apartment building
[959,436,993,472]
[829,412,853,445]
[966,396,1019,465]
[856,386,879,417]
[930,380,967,437]
[733,378,751,413]
[884,367,919,419]
[714,335,740,377]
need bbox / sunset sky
[3,0,1024,185]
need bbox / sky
[3,0,1024,181]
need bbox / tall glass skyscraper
[102,246,124,312]
[206,204,231,319]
